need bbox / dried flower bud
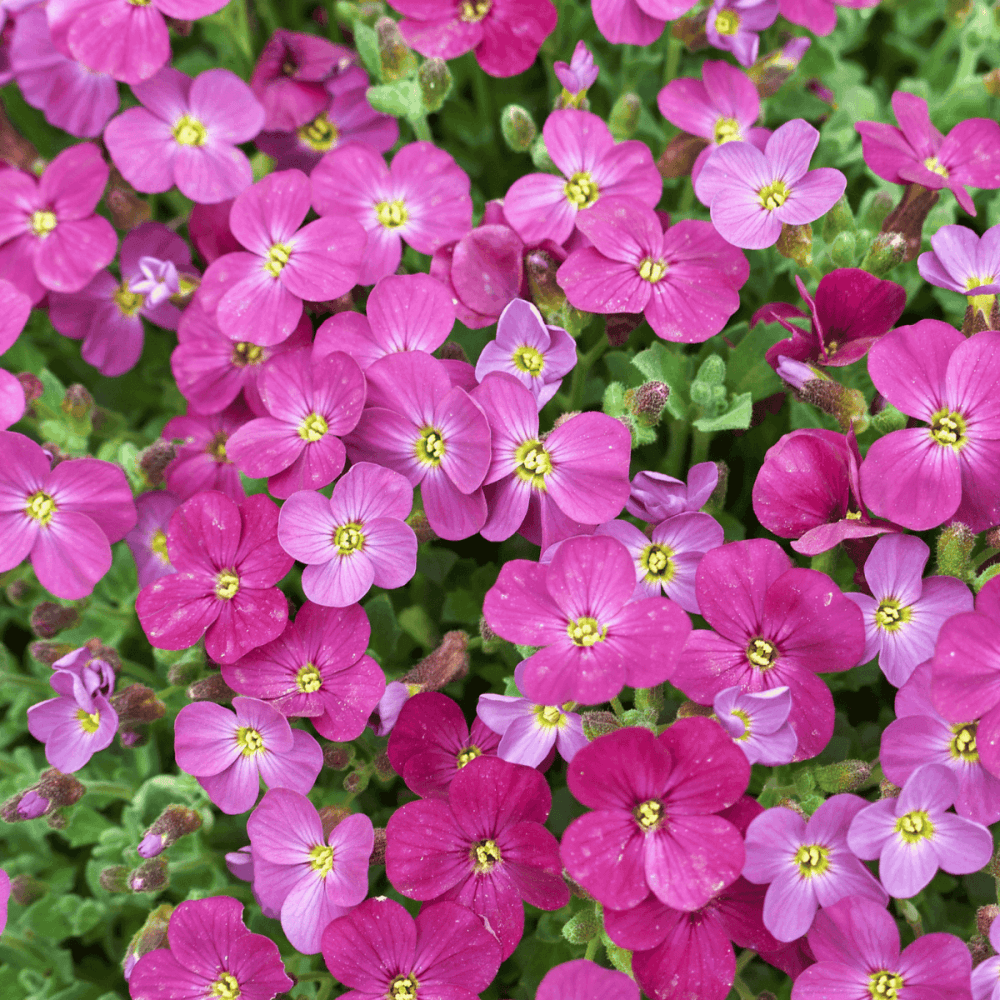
[813,760,875,793]
[36,768,85,808]
[402,630,469,689]
[876,184,939,263]
[129,856,169,893]
[319,805,352,840]
[418,57,452,113]
[582,710,620,740]
[437,341,469,364]
[605,312,644,347]
[107,166,151,231]
[775,222,813,267]
[10,874,47,905]
[776,358,868,433]
[16,372,43,406]
[407,509,436,544]
[61,383,94,421]
[111,684,167,725]
[376,16,417,81]
[608,93,641,141]
[138,439,177,488]
[2,789,50,822]
[29,602,79,638]
[986,69,1000,98]
[186,673,237,704]
[100,865,131,894]
[985,526,1000,550]
[978,904,1000,938]
[746,36,811,97]
[628,381,669,426]
[937,522,976,581]
[879,778,901,799]
[323,744,356,771]
[6,579,31,604]
[123,904,174,980]
[166,658,204,687]
[29,641,73,665]
[138,805,203,858]
[656,132,709,179]
[501,105,537,152]
[370,827,387,866]
[670,11,708,50]
[969,933,993,965]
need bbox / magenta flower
[558,196,749,343]
[0,869,8,936]
[705,0,778,66]
[845,534,972,688]
[752,268,906,369]
[973,917,1000,1000]
[861,322,1000,532]
[539,962,637,1000]
[175,696,322,815]
[554,42,599,97]
[387,692,500,799]
[0,142,116,303]
[590,0,696,45]
[161,401,251,503]
[505,110,661,245]
[484,535,692,705]
[742,796,888,942]
[792,897,973,1000]
[0,370,26,431]
[714,685,798,765]
[124,491,180,589]
[277,463,417,608]
[780,0,879,35]
[27,680,118,773]
[856,91,1000,215]
[104,67,264,204]
[918,222,1000,298]
[345,351,491,541]
[386,754,568,957]
[321,898,502,1000]
[128,896,293,1000]
[0,278,32,354]
[671,539,865,760]
[390,0,557,78]
[695,120,846,249]
[371,680,413,737]
[312,141,472,285]
[626,463,718,522]
[223,601,385,741]
[248,787,372,953]
[0,431,136,599]
[188,199,241,264]
[135,491,293,664]
[474,299,576,408]
[477,684,585,768]
[561,721,749,912]
[315,273,456,371]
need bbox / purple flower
[161,401,251,503]
[554,42,599,97]
[312,141,472,285]
[128,896,293,1000]
[474,299,576,409]
[344,351,491,541]
[695,120,847,249]
[671,539,865,760]
[845,534,973,688]
[505,110,662,245]
[0,869,8,936]
[50,646,115,703]
[626,463,718,522]
[0,143,116,303]
[222,600,385,742]
[792,897,973,1000]
[321,898,502,1000]
[714,685,798,765]
[558,196,749,343]
[483,534,692,705]
[856,91,1000,215]
[386,754,569,958]
[277,463,417,608]
[476,687,586,767]
[753,268,906,369]
[104,66,264,204]
[742,796,888,942]
[780,0,879,35]
[590,0,695,45]
[705,0,779,67]
[370,680,412,737]
[135,491,293,664]
[918,222,1000,298]
[248,787,372,953]
[973,917,1000,1000]
[560,721,749,912]
[0,278,31,355]
[175,696,322,815]
[0,431,136,599]
[860,322,1000,532]
[539,962,637,1000]
[27,682,119,773]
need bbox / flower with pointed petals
[626,463,718,522]
[714,686,798,765]
[555,42,599,98]
[124,491,180,589]
[477,683,586,767]
[590,0,697,45]
[705,0,779,67]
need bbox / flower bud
[501,105,537,152]
[821,195,855,241]
[111,683,166,725]
[138,439,177,488]
[671,11,708,50]
[2,788,49,822]
[775,222,813,267]
[436,340,469,364]
[879,778,901,799]
[36,768,86,808]
[969,933,993,965]
[608,93,641,141]
[562,905,601,944]
[85,637,121,673]
[418,57,452,113]
[876,184,939,263]
[937,522,976,581]
[620,707,658,731]
[107,166,152,232]
[776,358,868,432]
[370,827,387,866]
[407,509,436,544]
[986,69,1000,98]
[29,640,73,665]
[704,460,729,516]
[186,673,237,704]
[0,100,40,172]
[747,36,811,97]
[675,700,715,719]
[656,132,710,179]
[530,136,557,172]
[319,805,352,840]
[323,743,356,771]
[986,844,1000,879]
[806,79,836,107]
[582,710,620,740]
[374,751,396,782]
[344,766,371,796]
[602,933,633,975]
[978,904,1000,938]
[16,372,43,407]
[138,805,203,858]
[626,381,669,427]
[402,630,469,689]
[29,602,80,638]
[829,230,857,268]
[10,874,47,905]
[129,857,169,894]
[101,865,132,893]
[123,904,174,980]
[525,247,567,319]
[376,17,417,81]
[166,657,204,687]
[6,579,32,604]
[61,383,94,422]
[871,403,907,435]
[120,726,149,748]
[813,760,875,794]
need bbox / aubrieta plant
[5,1,1000,1000]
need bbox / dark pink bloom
[386,754,569,957]
[856,91,1000,215]
[918,222,1000,295]
[558,196,748,343]
[0,277,31,354]
[390,0,557,78]
[626,463,718,522]
[0,143,116,303]
[476,688,586,767]
[128,896,293,1000]
[672,538,865,759]
[554,42,598,96]
[695,120,846,249]
[860,322,1000,532]
[780,0,879,34]
[312,141,472,285]
[277,463,417,608]
[0,431,136,599]
[753,268,906,369]
[591,0,696,45]
[713,685,798,765]
[27,680,118,773]
[0,369,26,430]
[248,787,372,953]
[104,66,264,204]
[188,199,241,264]
[344,351,491,541]
[0,869,8,936]
[321,898,502,1000]
[505,110,661,245]
[705,0,779,67]
[387,692,500,799]
[561,721,749,912]
[539,962,637,1000]
[135,491,293,664]
[124,491,180,589]
[223,600,385,742]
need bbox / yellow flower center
[868,971,903,1000]
[231,342,264,367]
[714,117,742,144]
[415,427,446,466]
[298,411,328,442]
[389,975,418,1000]
[965,275,993,291]
[512,345,545,375]
[264,243,292,278]
[929,408,967,449]
[564,171,600,209]
[236,726,265,756]
[210,973,241,1000]
[895,809,933,844]
[31,210,57,237]
[472,838,502,872]
[715,9,741,34]
[309,843,335,876]
[758,180,790,211]
[950,722,978,762]
[207,431,229,462]
[514,439,553,489]
[114,281,145,317]
[794,843,829,877]
[456,745,481,768]
[640,543,674,583]
[76,708,101,734]
[296,663,323,693]
[567,616,607,647]
[635,799,663,830]
[729,707,752,741]
[459,0,491,20]
[25,490,57,526]
[298,113,340,152]
[747,638,777,670]
[334,522,365,555]
[215,570,240,600]
[638,257,667,283]
[173,115,207,147]
[375,200,408,229]
[924,156,949,178]
[874,598,912,631]
[534,704,566,728]
[150,529,170,564]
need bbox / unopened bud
[10,874,47,905]
[437,340,468,364]
[166,658,203,687]
[822,195,855,241]
[608,93,641,141]
[85,637,121,674]
[36,768,85,808]
[530,136,557,172]
[373,751,395,782]
[775,222,813,267]
[675,700,714,719]
[628,381,669,426]
[163,15,194,34]
[407,509,436,544]
[829,230,857,268]
[879,778,901,799]
[107,167,151,232]
[876,184,939,264]
[123,904,173,980]
[6,579,31,604]
[582,710,620,740]
[403,630,469,689]
[418,57,452,113]
[670,11,708,50]
[620,707,658,731]
[100,865,131,893]
[969,933,993,965]
[501,105,537,153]
[139,439,177,488]
[376,17,417,81]
[871,402,907,435]
[978,905,1000,938]
[61,384,94,421]
[344,766,371,796]
[318,805,352,840]
[129,857,169,894]
[656,132,709,179]
[747,36,811,98]
[986,69,1000,98]
[323,744,356,771]
[813,760,874,794]
[562,905,601,944]
[946,0,973,24]
[120,726,149,748]
[605,312,644,347]
[138,805,202,858]
[16,372,43,407]
[29,602,79,638]
[805,79,836,106]
[986,526,1000,550]
[370,827,387,866]
[525,248,567,319]
[2,788,49,822]
[186,673,236,704]
[937,522,976,581]
[111,684,166,725]
[776,358,868,433]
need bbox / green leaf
[398,605,437,649]
[692,392,752,432]
[364,593,401,661]
[601,382,626,417]
[366,81,424,119]
[60,806,114,848]
[630,342,688,418]
[354,21,381,79]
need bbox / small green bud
[937,522,976,581]
[862,191,895,231]
[775,222,813,267]
[100,865,131,894]
[608,93,641,141]
[821,195,855,241]
[813,760,875,794]
[344,764,372,795]
[829,230,857,268]
[601,933,633,975]
[376,17,417,81]
[561,905,601,944]
[860,232,907,277]
[620,707,658,731]
[530,135,557,172]
[695,354,726,385]
[500,105,537,153]
[123,904,174,979]
[871,402,907,435]
[323,744,356,771]
[418,58,452,113]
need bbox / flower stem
[731,974,755,1000]
[569,337,609,411]
[662,418,690,478]
[663,35,682,87]
[610,697,625,718]
[408,115,433,142]
[690,429,713,467]
[584,936,602,962]
[0,672,50,693]
[85,782,136,800]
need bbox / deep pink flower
[860,322,1000,532]
[128,896,293,1000]
[561,721,749,912]
[386,754,569,958]
[390,0,557,78]
[135,491,293,664]
[223,600,385,742]
[0,143,116,303]
[0,431,136,599]
[188,199,241,264]
[780,0,879,35]
[555,42,599,97]
[591,0,696,45]
[0,370,26,431]
[124,491,180,589]
[312,141,472,285]
[714,686,798,765]
[626,463,718,522]
[538,962,637,1000]
[0,277,31,354]
[705,0,779,67]
[505,110,661,245]
[918,222,1000,296]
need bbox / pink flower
[538,962,638,1000]
[0,143,116,303]
[27,680,118,773]
[201,169,365,344]
[390,0,557,78]
[277,463,417,607]
[918,222,1000,296]
[312,141,473,285]
[0,431,136,599]
[780,0,879,34]
[124,491,180,589]
[626,463,718,522]
[591,0,697,45]
[135,491,293,664]
[188,199,241,264]
[505,110,661,245]
[558,196,749,343]
[0,869,8,936]
[705,0,779,67]
[477,687,587,767]
[714,685,798,765]
[0,278,31,354]
[0,370,26,431]
[554,41,599,97]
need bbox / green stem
[610,697,625,718]
[253,0,281,33]
[85,782,136,800]
[731,974,755,1000]
[676,178,695,216]
[295,973,335,986]
[407,115,433,142]
[663,35,682,87]
[0,672,50,693]
[584,936,602,962]
[809,547,840,576]
[690,429,713,467]
[734,950,756,975]
[662,418,690,478]
[894,898,924,937]
[569,338,609,411]
[316,980,334,1000]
